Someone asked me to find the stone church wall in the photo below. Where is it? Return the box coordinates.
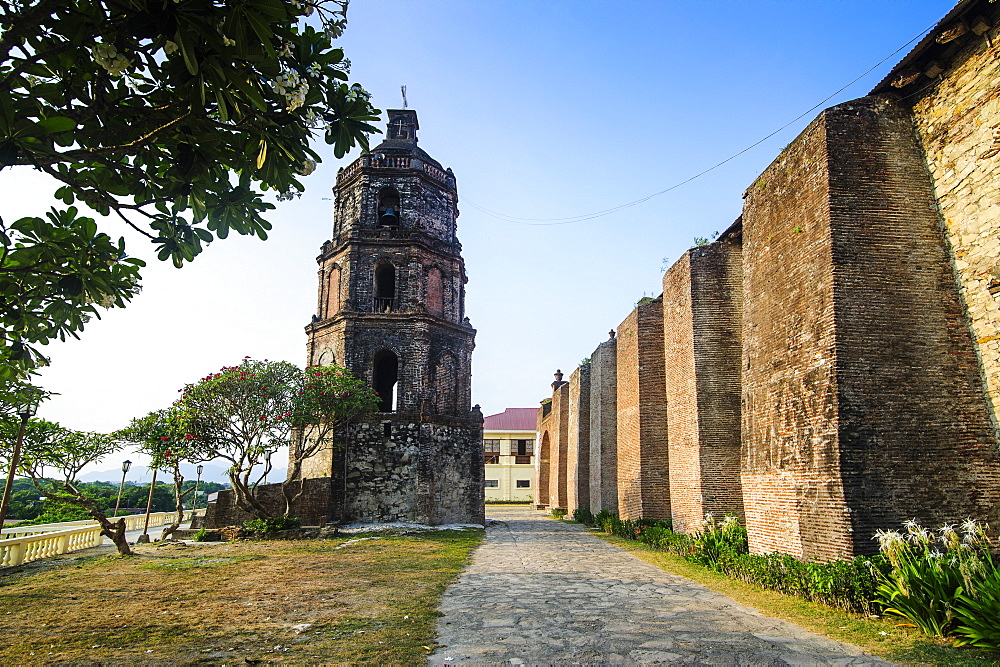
[535,2,1000,559]
[824,97,1000,552]
[910,31,1000,440]
[662,226,744,535]
[566,364,591,514]
[589,338,618,514]
[616,297,670,520]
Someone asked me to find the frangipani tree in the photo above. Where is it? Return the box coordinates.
[175,358,377,520]
[283,364,377,515]
[17,421,133,554]
[116,407,211,539]
[0,0,380,381]
[175,357,300,519]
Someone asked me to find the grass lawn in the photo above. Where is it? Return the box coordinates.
[0,528,482,664]
[593,530,1000,666]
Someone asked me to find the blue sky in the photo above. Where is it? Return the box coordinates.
[4,0,956,478]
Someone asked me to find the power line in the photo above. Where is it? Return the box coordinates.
[463,20,936,227]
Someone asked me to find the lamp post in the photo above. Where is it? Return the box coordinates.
[194,465,203,510]
[113,459,132,518]
[0,393,41,531]
[138,466,157,544]
[263,451,272,484]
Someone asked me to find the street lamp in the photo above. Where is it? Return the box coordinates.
[194,465,204,510]
[113,460,132,518]
[263,451,272,484]
[0,392,42,531]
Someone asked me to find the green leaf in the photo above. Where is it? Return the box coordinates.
[33,117,77,134]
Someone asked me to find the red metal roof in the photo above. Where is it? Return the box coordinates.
[483,407,537,431]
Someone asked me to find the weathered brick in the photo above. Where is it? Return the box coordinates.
[616,298,670,520]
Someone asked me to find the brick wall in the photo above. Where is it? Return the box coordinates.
[616,297,670,520]
[742,97,1000,560]
[826,97,1000,548]
[203,477,334,528]
[549,383,570,509]
[535,404,552,508]
[662,227,746,535]
[589,338,618,513]
[566,364,591,513]
[741,113,838,559]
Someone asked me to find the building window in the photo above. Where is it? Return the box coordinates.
[485,479,499,488]
[374,262,396,312]
[516,480,531,488]
[484,438,500,464]
[515,456,532,465]
[373,349,399,412]
[513,439,534,455]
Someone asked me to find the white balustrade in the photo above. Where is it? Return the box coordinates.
[0,509,207,568]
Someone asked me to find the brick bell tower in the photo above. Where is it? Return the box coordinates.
[301,109,485,525]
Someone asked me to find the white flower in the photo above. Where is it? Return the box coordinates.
[222,35,236,47]
[306,63,321,77]
[92,43,117,63]
[279,42,293,58]
[298,159,317,176]
[164,40,179,55]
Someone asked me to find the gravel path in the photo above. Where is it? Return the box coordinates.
[429,505,890,665]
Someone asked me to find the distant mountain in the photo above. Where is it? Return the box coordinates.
[77,461,287,485]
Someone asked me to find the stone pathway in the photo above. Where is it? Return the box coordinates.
[429,506,890,665]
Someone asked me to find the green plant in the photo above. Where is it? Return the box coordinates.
[874,519,993,637]
[551,508,567,519]
[572,506,595,526]
[192,527,210,542]
[688,513,748,568]
[245,515,301,534]
[954,561,1000,649]
[0,0,379,383]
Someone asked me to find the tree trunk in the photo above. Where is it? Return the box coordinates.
[160,464,187,540]
[229,471,271,520]
[31,478,134,556]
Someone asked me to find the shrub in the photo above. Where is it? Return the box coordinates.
[551,508,567,519]
[954,560,1000,649]
[244,515,302,535]
[873,519,994,637]
[192,527,210,542]
[573,506,595,526]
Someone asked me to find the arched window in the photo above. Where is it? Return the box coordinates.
[325,265,341,317]
[376,187,400,228]
[373,350,399,412]
[316,348,336,367]
[426,267,444,317]
[374,261,396,312]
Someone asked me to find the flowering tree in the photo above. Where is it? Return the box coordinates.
[175,357,300,519]
[282,364,377,514]
[16,421,133,554]
[0,0,379,381]
[176,358,377,520]
[116,407,210,539]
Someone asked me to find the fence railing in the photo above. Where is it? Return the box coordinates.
[0,509,206,568]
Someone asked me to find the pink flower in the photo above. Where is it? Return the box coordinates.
[160,436,169,441]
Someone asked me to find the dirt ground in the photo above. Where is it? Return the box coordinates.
[0,528,481,664]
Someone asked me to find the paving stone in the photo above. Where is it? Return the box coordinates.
[429,506,892,665]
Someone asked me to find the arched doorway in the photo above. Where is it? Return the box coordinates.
[373,349,399,412]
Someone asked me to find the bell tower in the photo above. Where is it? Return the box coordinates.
[302,109,484,525]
